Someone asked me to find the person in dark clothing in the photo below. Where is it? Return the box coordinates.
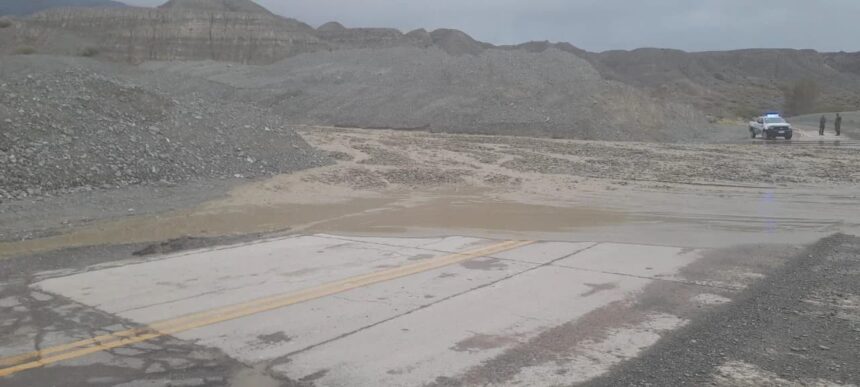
[820,115,827,136]
[835,113,842,136]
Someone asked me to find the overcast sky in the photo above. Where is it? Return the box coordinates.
[120,0,860,52]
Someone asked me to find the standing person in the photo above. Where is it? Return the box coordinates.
[820,115,827,136]
[835,113,842,136]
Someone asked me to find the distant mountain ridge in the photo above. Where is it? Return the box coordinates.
[0,0,126,16]
[2,0,859,120]
[158,0,272,15]
[581,48,860,117]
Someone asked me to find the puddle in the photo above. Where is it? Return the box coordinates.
[230,364,281,387]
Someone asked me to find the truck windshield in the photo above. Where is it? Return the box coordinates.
[765,117,787,124]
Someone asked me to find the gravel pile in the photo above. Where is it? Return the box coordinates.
[0,56,329,200]
[144,47,721,143]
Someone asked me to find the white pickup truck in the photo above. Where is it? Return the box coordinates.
[749,113,793,140]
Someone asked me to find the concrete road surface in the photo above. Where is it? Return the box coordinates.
[1,233,740,386]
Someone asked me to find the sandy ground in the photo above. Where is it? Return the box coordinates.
[2,126,858,259]
[1,127,859,386]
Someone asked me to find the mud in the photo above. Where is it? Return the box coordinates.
[306,197,626,235]
[2,126,859,261]
[0,198,390,259]
[132,237,212,256]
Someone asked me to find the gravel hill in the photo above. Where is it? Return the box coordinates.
[4,0,858,132]
[143,47,718,142]
[158,0,272,14]
[584,48,860,118]
[0,55,329,201]
[2,0,857,201]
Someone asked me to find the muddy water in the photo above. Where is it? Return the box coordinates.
[0,195,625,259]
[0,198,390,259]
[4,177,858,258]
[306,197,625,234]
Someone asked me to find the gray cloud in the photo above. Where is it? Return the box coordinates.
[119,0,860,52]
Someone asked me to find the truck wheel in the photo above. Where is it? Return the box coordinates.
[750,129,756,138]
[785,133,793,140]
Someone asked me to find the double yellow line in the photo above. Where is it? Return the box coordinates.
[0,239,532,378]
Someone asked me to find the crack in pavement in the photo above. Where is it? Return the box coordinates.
[2,239,531,379]
[1,274,244,385]
[263,242,600,377]
[332,295,396,306]
[318,234,604,267]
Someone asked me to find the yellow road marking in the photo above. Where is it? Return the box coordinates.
[0,239,533,377]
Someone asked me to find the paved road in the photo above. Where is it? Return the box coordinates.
[0,232,781,386]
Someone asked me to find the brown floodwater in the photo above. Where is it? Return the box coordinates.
[0,198,390,259]
[0,195,625,259]
[306,197,626,234]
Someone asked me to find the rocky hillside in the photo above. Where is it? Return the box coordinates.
[2,0,858,140]
[143,47,714,142]
[0,0,125,16]
[0,0,720,142]
[0,55,329,200]
[582,48,860,118]
[2,5,326,64]
[159,0,272,14]
[316,22,431,51]
[0,0,500,64]
[501,41,860,118]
